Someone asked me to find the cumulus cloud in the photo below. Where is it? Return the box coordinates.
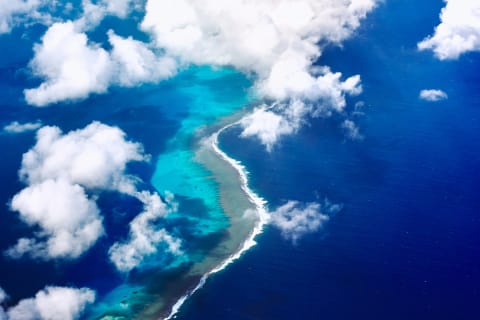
[107,30,177,87]
[141,0,373,148]
[240,70,362,149]
[24,21,176,107]
[419,89,448,102]
[418,0,480,59]
[240,106,297,151]
[19,121,148,193]
[270,200,342,243]
[0,286,94,320]
[24,21,112,106]
[141,0,374,77]
[108,191,182,272]
[7,122,179,264]
[0,0,52,34]
[6,179,103,260]
[3,121,42,134]
[341,119,363,141]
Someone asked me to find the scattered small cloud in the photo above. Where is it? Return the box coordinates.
[108,191,182,272]
[270,200,342,243]
[6,179,104,260]
[240,106,297,151]
[341,119,363,141]
[0,0,52,35]
[3,121,42,134]
[75,0,141,31]
[0,286,95,320]
[0,0,140,35]
[418,0,480,59]
[419,89,448,102]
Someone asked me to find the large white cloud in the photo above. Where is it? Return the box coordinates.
[108,191,182,272]
[7,179,103,260]
[25,0,374,145]
[0,286,95,320]
[418,0,480,60]
[0,0,140,35]
[270,200,342,243]
[20,121,148,193]
[141,0,369,103]
[140,0,373,148]
[142,0,374,76]
[7,122,180,264]
[24,21,177,107]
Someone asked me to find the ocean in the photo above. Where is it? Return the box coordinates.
[0,0,479,319]
[175,1,480,319]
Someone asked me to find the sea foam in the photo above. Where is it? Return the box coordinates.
[165,120,269,320]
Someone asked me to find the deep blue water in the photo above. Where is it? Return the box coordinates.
[0,49,250,310]
[0,0,479,319]
[177,1,480,319]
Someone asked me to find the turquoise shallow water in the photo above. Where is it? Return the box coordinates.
[86,66,260,319]
[152,67,255,236]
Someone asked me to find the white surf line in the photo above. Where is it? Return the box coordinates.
[165,117,270,320]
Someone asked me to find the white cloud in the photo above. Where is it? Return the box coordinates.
[6,179,103,260]
[24,21,177,107]
[140,0,373,148]
[3,286,95,320]
[142,0,375,76]
[108,30,177,87]
[240,106,297,151]
[24,21,112,107]
[24,0,373,145]
[0,0,51,34]
[108,191,182,272]
[3,121,42,134]
[21,0,374,151]
[418,0,480,59]
[341,119,363,140]
[7,122,179,264]
[20,121,148,193]
[419,89,448,102]
[270,200,342,243]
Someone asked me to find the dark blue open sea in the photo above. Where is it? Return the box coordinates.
[177,1,480,319]
[0,0,479,319]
